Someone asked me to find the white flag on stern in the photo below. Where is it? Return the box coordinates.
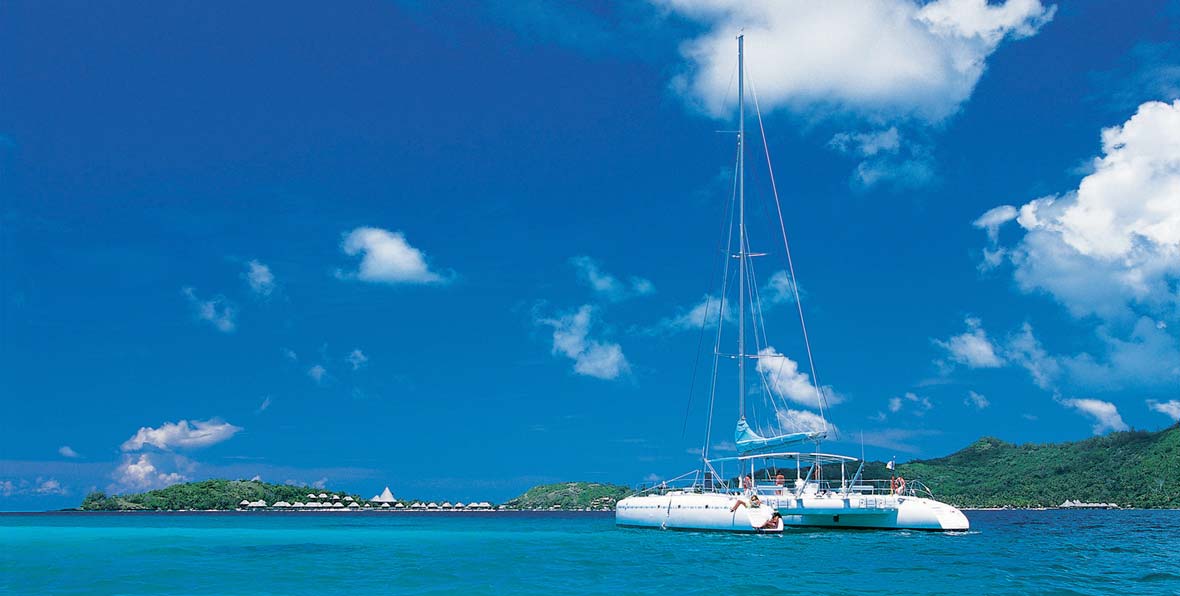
[886,459,895,471]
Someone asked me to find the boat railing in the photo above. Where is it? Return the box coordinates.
[633,470,735,496]
[749,478,938,498]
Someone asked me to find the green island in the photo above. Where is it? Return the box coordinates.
[500,482,631,510]
[80,480,366,511]
[77,425,1180,511]
[887,423,1180,508]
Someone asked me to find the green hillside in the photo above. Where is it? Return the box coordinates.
[502,482,630,510]
[80,479,362,511]
[895,425,1180,508]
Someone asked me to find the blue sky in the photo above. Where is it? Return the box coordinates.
[2,0,1179,510]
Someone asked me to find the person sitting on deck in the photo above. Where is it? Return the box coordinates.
[760,512,783,530]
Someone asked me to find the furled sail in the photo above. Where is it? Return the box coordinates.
[734,418,824,455]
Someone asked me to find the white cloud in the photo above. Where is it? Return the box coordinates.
[1148,399,1180,422]
[121,419,242,452]
[829,128,901,157]
[538,305,629,380]
[1004,322,1061,389]
[829,128,935,190]
[656,294,731,332]
[282,348,298,361]
[256,396,272,414]
[181,287,236,333]
[347,349,368,370]
[986,100,1180,321]
[934,317,1005,368]
[1060,398,1129,435]
[755,346,842,408]
[1003,320,1179,393]
[312,477,328,489]
[762,271,798,305]
[58,446,79,458]
[1057,318,1180,390]
[113,454,187,492]
[243,260,276,297]
[339,227,445,284]
[965,390,990,409]
[660,0,1054,122]
[973,204,1018,243]
[570,256,654,301]
[33,478,66,495]
[308,365,327,384]
[889,392,934,415]
[776,408,830,434]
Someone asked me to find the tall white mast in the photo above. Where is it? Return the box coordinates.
[737,33,746,422]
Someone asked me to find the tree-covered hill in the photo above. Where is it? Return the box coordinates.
[502,482,630,510]
[894,424,1180,508]
[80,479,363,511]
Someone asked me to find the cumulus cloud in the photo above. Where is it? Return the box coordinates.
[829,128,935,190]
[538,305,629,380]
[570,256,655,301]
[347,349,368,370]
[986,100,1180,321]
[974,204,1018,243]
[761,271,799,305]
[58,446,79,458]
[181,287,236,333]
[755,346,841,408]
[338,227,445,284]
[308,365,327,384]
[121,419,242,452]
[1060,398,1129,435]
[243,260,276,297]
[113,454,188,492]
[0,478,68,497]
[965,390,990,409]
[934,317,1005,368]
[660,0,1054,122]
[776,408,830,434]
[1148,399,1180,422]
[1004,323,1061,389]
[655,294,732,333]
[33,478,66,495]
[829,128,901,156]
[888,392,934,415]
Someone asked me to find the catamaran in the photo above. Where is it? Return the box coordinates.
[615,35,969,533]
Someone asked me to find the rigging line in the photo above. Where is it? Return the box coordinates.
[682,137,741,443]
[743,236,793,425]
[703,135,742,461]
[748,69,833,436]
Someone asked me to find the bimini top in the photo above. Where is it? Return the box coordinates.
[734,418,826,456]
[708,450,858,465]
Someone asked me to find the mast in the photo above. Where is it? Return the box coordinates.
[737,33,746,421]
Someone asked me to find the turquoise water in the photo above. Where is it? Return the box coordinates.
[2,510,1178,595]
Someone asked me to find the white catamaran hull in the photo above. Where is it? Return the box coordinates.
[615,492,782,533]
[616,492,968,532]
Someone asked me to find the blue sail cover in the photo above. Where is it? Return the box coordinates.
[734,418,825,455]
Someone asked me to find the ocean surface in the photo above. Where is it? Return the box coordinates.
[2,510,1178,595]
